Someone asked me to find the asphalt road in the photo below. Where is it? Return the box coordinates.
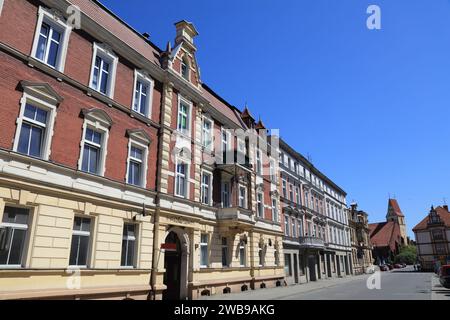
[201,266,450,300]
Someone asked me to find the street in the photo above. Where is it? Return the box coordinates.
[201,266,450,300]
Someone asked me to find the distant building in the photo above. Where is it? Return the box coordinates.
[348,203,373,274]
[368,199,408,265]
[413,205,450,271]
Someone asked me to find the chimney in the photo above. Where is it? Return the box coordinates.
[174,20,199,49]
[444,205,449,212]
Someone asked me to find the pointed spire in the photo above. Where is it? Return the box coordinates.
[165,41,172,54]
[255,117,266,130]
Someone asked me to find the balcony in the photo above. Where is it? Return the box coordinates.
[218,206,253,224]
[299,236,325,249]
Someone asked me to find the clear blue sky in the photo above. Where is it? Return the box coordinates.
[99,0,450,238]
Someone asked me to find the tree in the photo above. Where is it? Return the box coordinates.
[394,245,417,264]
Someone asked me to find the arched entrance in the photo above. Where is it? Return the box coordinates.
[162,227,189,300]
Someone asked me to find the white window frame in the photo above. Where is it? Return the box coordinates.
[239,240,246,267]
[282,179,287,198]
[121,223,137,268]
[89,42,118,98]
[177,96,192,137]
[256,148,262,175]
[221,181,231,208]
[31,6,72,72]
[68,216,92,268]
[296,186,301,204]
[0,0,4,16]
[125,139,148,188]
[258,243,264,267]
[0,207,30,268]
[199,233,209,268]
[131,70,154,118]
[272,198,279,222]
[284,215,290,237]
[78,120,109,176]
[175,159,189,198]
[239,185,247,209]
[269,159,276,182]
[292,218,297,238]
[200,170,213,206]
[13,92,57,161]
[257,191,264,218]
[181,56,190,81]
[201,116,214,151]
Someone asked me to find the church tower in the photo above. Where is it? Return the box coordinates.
[386,198,407,245]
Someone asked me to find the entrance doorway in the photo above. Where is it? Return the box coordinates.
[163,231,181,300]
[293,254,299,284]
[308,255,317,281]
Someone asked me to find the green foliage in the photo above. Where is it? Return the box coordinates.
[394,245,417,264]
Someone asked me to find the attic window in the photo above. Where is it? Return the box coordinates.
[181,57,189,81]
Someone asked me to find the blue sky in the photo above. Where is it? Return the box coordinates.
[99,0,450,238]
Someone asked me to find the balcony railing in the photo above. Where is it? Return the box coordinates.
[299,236,325,248]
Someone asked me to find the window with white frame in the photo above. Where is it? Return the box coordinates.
[69,216,91,267]
[81,128,103,175]
[31,7,71,71]
[175,161,188,197]
[257,192,264,218]
[89,43,118,97]
[181,57,190,81]
[292,218,297,238]
[126,143,147,187]
[282,179,287,198]
[121,223,137,267]
[298,218,303,237]
[221,182,230,208]
[296,186,301,204]
[239,185,247,209]
[221,129,232,164]
[289,184,294,201]
[256,149,262,175]
[272,198,279,222]
[0,207,30,267]
[284,215,290,236]
[237,138,246,160]
[221,237,228,267]
[177,98,191,136]
[200,233,208,268]
[201,171,212,205]
[202,118,213,150]
[239,240,246,267]
[274,247,280,266]
[269,159,276,182]
[132,71,153,117]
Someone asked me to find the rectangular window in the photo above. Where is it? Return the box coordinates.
[221,237,228,267]
[35,21,62,68]
[257,192,264,218]
[289,184,294,202]
[222,182,230,208]
[175,162,188,197]
[200,233,208,268]
[17,103,48,158]
[177,100,190,135]
[81,128,102,174]
[132,73,153,117]
[269,159,276,182]
[292,218,297,238]
[285,215,290,237]
[432,229,444,241]
[298,219,303,237]
[202,119,213,150]
[282,179,287,198]
[239,240,246,267]
[201,172,212,205]
[258,243,264,266]
[284,254,292,276]
[272,198,278,222]
[69,217,91,267]
[0,207,30,267]
[296,186,301,204]
[121,224,136,267]
[127,145,144,186]
[256,149,262,175]
[92,56,110,95]
[239,186,247,209]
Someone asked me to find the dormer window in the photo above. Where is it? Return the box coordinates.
[181,57,189,81]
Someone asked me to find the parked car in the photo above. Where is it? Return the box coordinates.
[439,265,450,289]
[386,264,394,270]
[401,263,407,268]
[379,265,389,271]
[394,263,402,269]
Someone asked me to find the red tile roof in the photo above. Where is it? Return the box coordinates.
[413,206,450,232]
[69,0,162,66]
[368,221,401,251]
[388,199,404,217]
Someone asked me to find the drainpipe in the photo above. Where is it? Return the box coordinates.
[150,80,171,300]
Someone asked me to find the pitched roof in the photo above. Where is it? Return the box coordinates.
[368,221,401,251]
[69,0,161,66]
[413,206,450,232]
[388,199,404,217]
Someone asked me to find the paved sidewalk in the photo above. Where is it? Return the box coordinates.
[200,273,370,300]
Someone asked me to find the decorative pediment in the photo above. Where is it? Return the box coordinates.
[270,189,280,198]
[81,108,113,128]
[256,183,264,193]
[20,81,63,105]
[126,129,152,146]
